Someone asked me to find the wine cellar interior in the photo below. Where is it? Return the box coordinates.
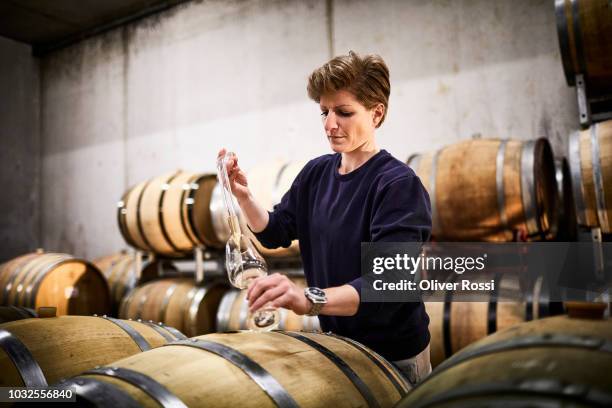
[0,0,611,407]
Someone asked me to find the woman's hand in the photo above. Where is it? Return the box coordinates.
[247,273,311,315]
[217,148,251,204]
[216,148,270,232]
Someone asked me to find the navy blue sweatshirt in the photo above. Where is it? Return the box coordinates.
[254,149,432,360]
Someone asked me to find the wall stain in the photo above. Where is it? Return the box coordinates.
[438,81,451,95]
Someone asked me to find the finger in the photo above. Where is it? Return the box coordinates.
[250,284,286,312]
[229,170,240,185]
[235,173,248,187]
[247,273,281,301]
[217,148,226,159]
[246,275,269,301]
[230,167,245,183]
[224,157,235,173]
[271,293,292,309]
[248,276,278,304]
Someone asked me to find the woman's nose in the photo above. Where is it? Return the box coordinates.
[324,112,338,134]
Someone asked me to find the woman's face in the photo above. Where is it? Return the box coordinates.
[319,90,384,153]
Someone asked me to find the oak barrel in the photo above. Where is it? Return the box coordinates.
[118,171,220,256]
[556,0,612,96]
[0,252,110,316]
[555,158,578,240]
[425,274,564,368]
[119,278,227,336]
[93,251,180,315]
[64,330,409,407]
[247,160,305,258]
[568,120,612,233]
[0,315,186,387]
[216,276,320,332]
[408,138,557,241]
[397,313,612,407]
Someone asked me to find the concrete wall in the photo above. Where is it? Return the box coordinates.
[0,36,40,263]
[38,0,580,260]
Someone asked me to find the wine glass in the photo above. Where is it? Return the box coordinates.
[217,151,279,331]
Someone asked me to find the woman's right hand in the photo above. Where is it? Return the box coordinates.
[218,148,251,204]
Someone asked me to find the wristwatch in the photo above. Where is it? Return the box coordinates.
[304,287,327,316]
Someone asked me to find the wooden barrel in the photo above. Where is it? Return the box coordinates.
[246,160,305,258]
[119,278,227,337]
[556,0,612,96]
[568,120,612,233]
[0,315,186,387]
[118,171,221,256]
[408,138,557,241]
[216,276,320,332]
[209,181,247,245]
[0,306,36,323]
[63,330,410,407]
[0,252,110,316]
[425,275,564,368]
[0,252,41,300]
[93,251,181,315]
[555,158,578,240]
[396,312,612,407]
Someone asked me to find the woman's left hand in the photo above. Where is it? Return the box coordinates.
[247,273,311,315]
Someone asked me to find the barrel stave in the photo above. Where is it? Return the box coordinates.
[409,138,557,241]
[69,331,407,407]
[0,316,182,386]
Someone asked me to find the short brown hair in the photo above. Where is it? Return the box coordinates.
[307,51,390,127]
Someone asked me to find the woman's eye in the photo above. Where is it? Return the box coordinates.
[320,111,328,117]
[338,111,354,117]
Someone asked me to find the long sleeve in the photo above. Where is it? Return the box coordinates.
[348,175,432,295]
[371,175,432,243]
[252,170,301,249]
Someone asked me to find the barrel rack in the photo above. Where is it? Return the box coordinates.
[575,226,611,306]
[131,246,225,286]
[132,246,305,287]
[573,74,612,126]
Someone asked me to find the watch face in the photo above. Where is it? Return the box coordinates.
[307,287,326,302]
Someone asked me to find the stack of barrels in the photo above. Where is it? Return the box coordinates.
[112,161,314,336]
[405,134,588,368]
[556,0,612,236]
[119,277,227,337]
[116,161,305,259]
[92,251,183,315]
[117,170,220,257]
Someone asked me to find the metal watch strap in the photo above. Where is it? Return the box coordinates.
[307,301,323,316]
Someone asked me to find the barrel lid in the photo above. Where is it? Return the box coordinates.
[37,306,57,318]
[564,301,607,320]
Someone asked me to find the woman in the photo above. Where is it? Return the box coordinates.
[218,51,432,384]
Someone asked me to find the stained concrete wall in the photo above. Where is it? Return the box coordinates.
[0,36,40,263]
[39,0,580,260]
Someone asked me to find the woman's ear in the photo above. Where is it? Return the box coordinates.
[372,103,385,127]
